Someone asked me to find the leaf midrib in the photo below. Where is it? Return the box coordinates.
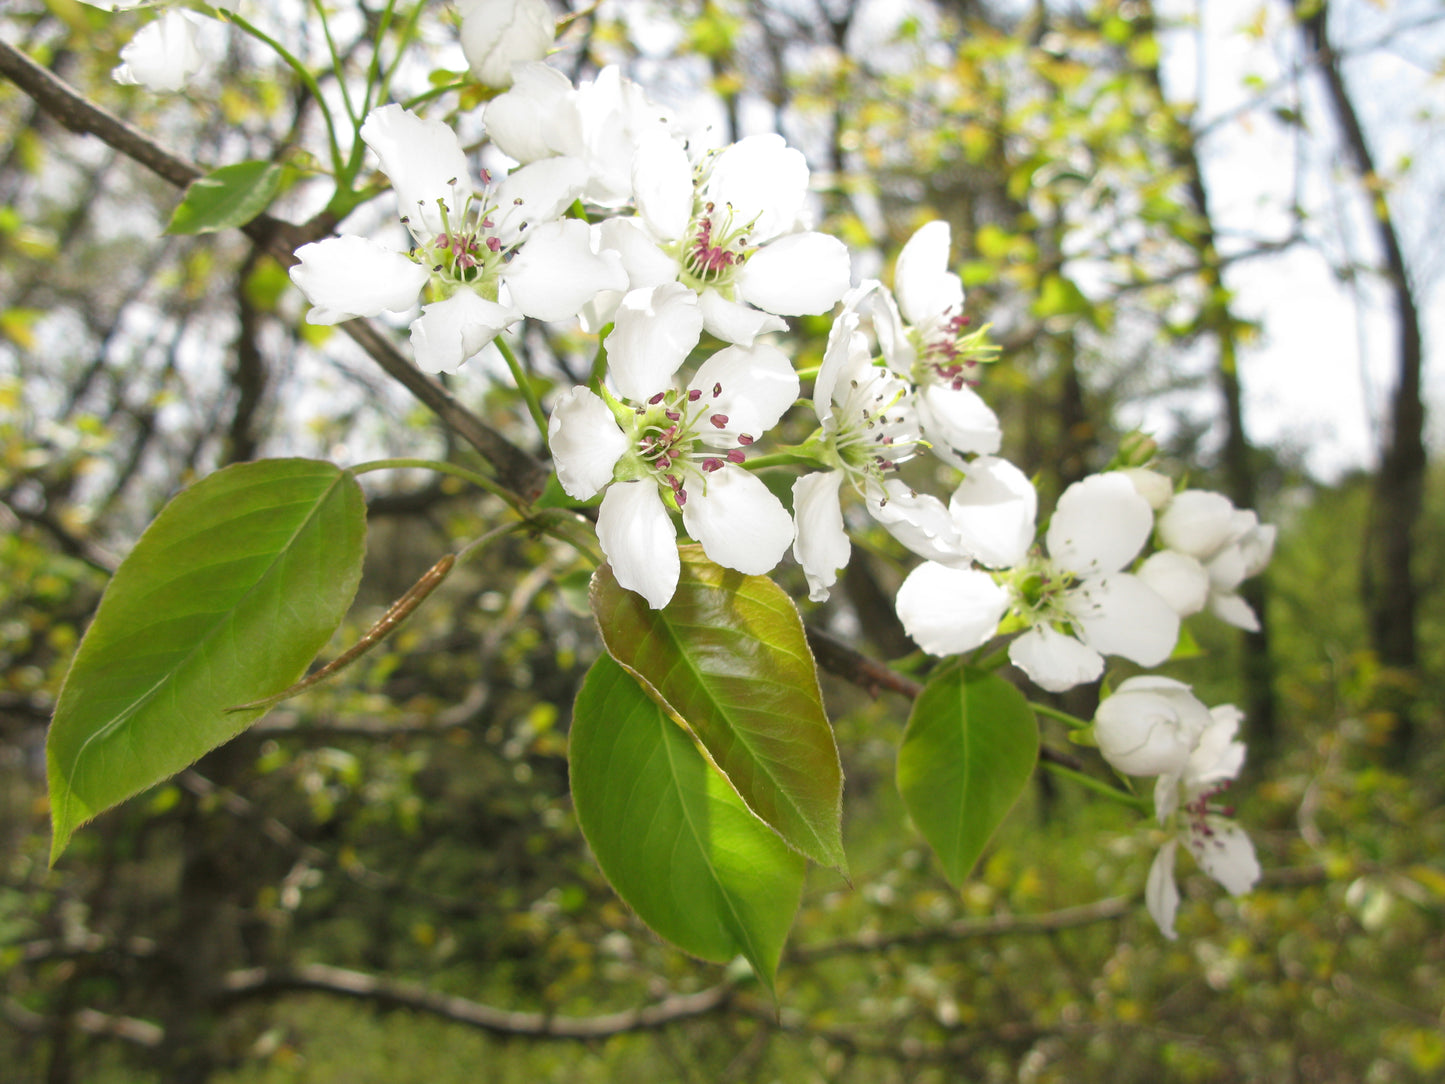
[601,571,838,864]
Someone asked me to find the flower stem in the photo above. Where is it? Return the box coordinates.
[1031,702,1092,730]
[224,12,345,181]
[403,80,471,110]
[589,324,613,388]
[350,457,522,511]
[359,0,399,119]
[493,336,551,445]
[373,1,428,122]
[310,0,358,128]
[350,459,601,565]
[1040,760,1150,810]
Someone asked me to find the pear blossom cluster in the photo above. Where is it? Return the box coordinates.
[1093,678,1261,938]
[278,3,1275,935]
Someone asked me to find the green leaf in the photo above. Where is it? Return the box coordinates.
[897,667,1038,886]
[47,459,367,862]
[569,654,804,994]
[590,545,846,872]
[166,160,283,235]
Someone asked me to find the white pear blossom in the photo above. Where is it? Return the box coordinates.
[626,133,852,344]
[1094,680,1259,939]
[485,64,676,209]
[895,562,1011,656]
[111,10,209,92]
[868,222,1002,466]
[1005,473,1180,691]
[458,0,554,87]
[547,284,797,608]
[290,104,625,373]
[790,305,937,601]
[1141,489,1277,632]
[898,473,1176,685]
[1093,676,1218,780]
[895,474,1179,687]
[793,286,1035,602]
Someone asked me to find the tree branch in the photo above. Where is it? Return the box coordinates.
[787,894,1134,962]
[218,963,737,1039]
[0,37,549,502]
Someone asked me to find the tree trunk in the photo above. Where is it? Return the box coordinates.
[1291,0,1427,759]
[1138,0,1280,756]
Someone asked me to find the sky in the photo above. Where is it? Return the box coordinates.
[1152,0,1445,480]
[616,0,1444,481]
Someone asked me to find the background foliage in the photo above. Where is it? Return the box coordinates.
[2,0,1443,1081]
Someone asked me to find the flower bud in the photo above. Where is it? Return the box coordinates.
[459,0,555,87]
[1093,676,1212,777]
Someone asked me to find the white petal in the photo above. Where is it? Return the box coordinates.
[112,11,207,92]
[597,481,680,609]
[1122,467,1175,510]
[690,342,800,446]
[489,157,588,247]
[916,382,1001,466]
[681,468,794,576]
[289,237,428,325]
[458,0,555,87]
[605,284,702,401]
[632,133,694,242]
[813,307,865,424]
[1205,541,1249,593]
[502,219,627,323]
[409,291,519,373]
[361,104,472,239]
[1154,772,1183,823]
[896,562,1008,656]
[1146,840,1181,940]
[949,456,1037,569]
[1157,489,1237,560]
[735,232,852,317]
[1184,704,1247,790]
[1137,550,1210,617]
[1237,520,1276,579]
[580,216,679,332]
[596,216,681,291]
[865,285,915,378]
[1210,591,1260,632]
[697,289,787,346]
[866,479,967,566]
[546,386,629,500]
[704,134,808,242]
[1093,679,1201,778]
[1185,818,1260,896]
[1047,472,1153,576]
[792,471,851,602]
[1009,625,1103,693]
[895,221,963,327]
[572,66,673,209]
[1069,573,1180,668]
[482,62,581,163]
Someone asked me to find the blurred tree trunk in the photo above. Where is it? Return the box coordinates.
[1137,1,1279,757]
[1290,0,1427,759]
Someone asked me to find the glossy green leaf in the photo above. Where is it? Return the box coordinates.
[591,545,845,872]
[166,160,283,235]
[897,666,1038,886]
[47,459,367,862]
[569,654,805,994]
